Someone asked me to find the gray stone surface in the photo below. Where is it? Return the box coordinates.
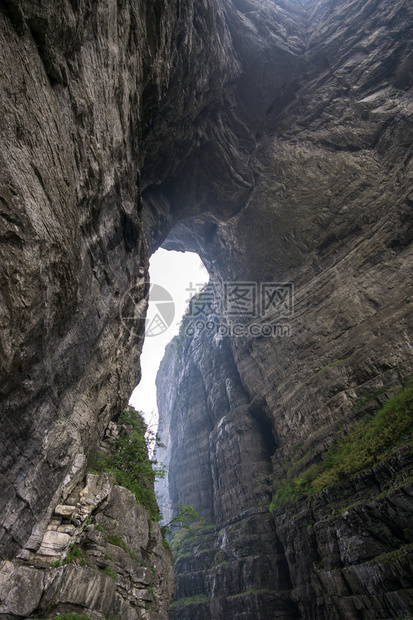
[0,565,44,617]
[0,0,160,559]
[156,328,299,618]
[153,2,413,615]
[157,321,413,618]
[54,505,76,518]
[0,472,174,618]
[0,0,412,617]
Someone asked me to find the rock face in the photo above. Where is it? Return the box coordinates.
[152,0,413,614]
[0,471,174,618]
[0,415,175,617]
[157,320,413,617]
[0,0,167,561]
[1,0,413,617]
[273,450,413,619]
[156,326,298,619]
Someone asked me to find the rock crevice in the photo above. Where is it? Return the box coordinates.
[0,0,412,617]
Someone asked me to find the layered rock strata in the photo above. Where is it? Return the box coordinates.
[152,2,413,614]
[156,314,413,619]
[0,0,412,617]
[156,327,297,618]
[0,420,174,618]
[0,0,166,561]
[0,471,174,619]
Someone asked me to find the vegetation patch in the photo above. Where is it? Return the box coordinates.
[170,520,215,560]
[309,357,350,380]
[368,542,413,566]
[351,386,391,411]
[170,594,210,607]
[107,533,140,562]
[270,380,413,510]
[88,408,160,520]
[66,545,87,565]
[51,544,89,568]
[101,566,117,580]
[107,534,129,554]
[55,615,91,620]
[230,588,277,598]
[161,504,202,538]
[161,537,171,551]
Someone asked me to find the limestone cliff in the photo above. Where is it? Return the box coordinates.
[0,0,180,613]
[0,0,412,618]
[0,0,169,560]
[152,0,413,617]
[156,313,413,618]
[0,472,174,619]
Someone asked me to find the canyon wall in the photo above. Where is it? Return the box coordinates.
[156,313,413,619]
[152,0,413,618]
[0,0,412,617]
[0,417,174,618]
[0,0,181,615]
[0,0,310,568]
[0,0,166,561]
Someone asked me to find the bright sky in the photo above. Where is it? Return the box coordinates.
[129,249,208,423]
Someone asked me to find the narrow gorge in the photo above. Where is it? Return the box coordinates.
[0,0,412,618]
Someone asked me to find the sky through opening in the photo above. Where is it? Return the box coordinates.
[129,249,208,424]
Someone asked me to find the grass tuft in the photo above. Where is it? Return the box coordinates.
[102,566,117,580]
[170,594,210,607]
[270,380,413,510]
[88,408,160,520]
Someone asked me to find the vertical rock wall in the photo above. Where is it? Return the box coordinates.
[0,0,412,617]
[0,0,173,560]
[0,0,182,615]
[156,323,298,618]
[153,1,413,617]
[156,309,413,618]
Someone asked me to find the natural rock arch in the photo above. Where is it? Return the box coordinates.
[0,0,412,616]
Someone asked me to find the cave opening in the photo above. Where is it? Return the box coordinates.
[129,248,208,425]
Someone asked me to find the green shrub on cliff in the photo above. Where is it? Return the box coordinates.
[55,615,91,620]
[161,503,202,537]
[271,380,413,510]
[88,408,159,520]
[170,593,210,607]
[170,520,215,560]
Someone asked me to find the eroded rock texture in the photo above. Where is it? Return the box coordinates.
[0,0,180,615]
[157,319,413,617]
[0,0,167,560]
[0,417,174,618]
[0,0,413,617]
[152,0,413,618]
[0,472,174,619]
[156,328,298,618]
